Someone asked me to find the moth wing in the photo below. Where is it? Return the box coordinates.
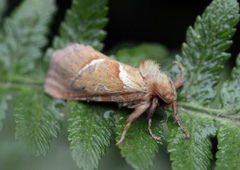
[44,44,146,101]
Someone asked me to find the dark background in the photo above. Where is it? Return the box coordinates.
[54,0,239,60]
[7,0,240,59]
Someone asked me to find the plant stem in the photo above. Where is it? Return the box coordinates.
[180,102,226,115]
[180,102,240,122]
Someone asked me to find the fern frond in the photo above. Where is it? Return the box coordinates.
[116,110,163,170]
[168,115,217,169]
[175,0,239,105]
[0,0,55,74]
[167,0,240,169]
[0,92,11,131]
[52,0,108,51]
[216,123,240,169]
[14,89,63,156]
[68,102,114,170]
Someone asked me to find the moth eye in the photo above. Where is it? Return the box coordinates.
[164,95,170,100]
[160,93,174,103]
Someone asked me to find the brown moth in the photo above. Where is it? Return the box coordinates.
[44,43,190,145]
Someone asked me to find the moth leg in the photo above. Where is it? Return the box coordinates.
[147,97,161,141]
[116,103,150,145]
[172,61,185,89]
[172,102,190,138]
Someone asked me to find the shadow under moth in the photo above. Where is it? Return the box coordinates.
[44,43,190,145]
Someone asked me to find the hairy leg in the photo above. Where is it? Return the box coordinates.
[172,102,190,138]
[147,97,161,140]
[116,102,150,145]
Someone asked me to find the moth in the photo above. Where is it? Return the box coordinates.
[44,43,190,145]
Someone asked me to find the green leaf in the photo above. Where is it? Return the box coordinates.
[116,109,164,170]
[167,0,240,169]
[0,0,59,157]
[0,91,11,131]
[167,114,217,170]
[0,0,57,157]
[68,101,115,170]
[0,0,56,74]
[220,54,240,114]
[215,123,240,170]
[52,0,108,51]
[14,89,63,156]
[173,0,239,106]
[115,43,169,67]
[215,54,240,169]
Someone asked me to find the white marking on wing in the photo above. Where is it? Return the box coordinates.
[69,58,105,88]
[119,64,140,90]
[76,58,104,77]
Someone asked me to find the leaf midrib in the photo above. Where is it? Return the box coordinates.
[180,102,240,124]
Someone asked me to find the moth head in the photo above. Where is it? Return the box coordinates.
[139,60,177,104]
[153,76,177,103]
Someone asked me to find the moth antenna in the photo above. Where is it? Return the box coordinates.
[172,102,190,138]
[172,61,185,89]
